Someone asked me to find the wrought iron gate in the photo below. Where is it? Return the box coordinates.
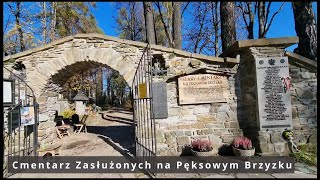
[3,66,39,177]
[132,44,157,176]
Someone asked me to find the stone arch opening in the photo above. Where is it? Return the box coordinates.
[38,60,133,118]
[19,41,141,157]
[36,58,136,155]
[26,46,139,100]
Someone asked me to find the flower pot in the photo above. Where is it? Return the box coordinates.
[232,146,255,156]
[191,149,217,156]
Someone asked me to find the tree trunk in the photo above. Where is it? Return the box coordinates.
[211,2,220,56]
[50,2,56,42]
[66,3,72,35]
[292,2,317,61]
[258,2,266,38]
[42,2,47,45]
[156,2,174,47]
[106,71,111,105]
[248,2,254,39]
[220,2,236,52]
[172,2,182,49]
[96,67,103,106]
[15,2,25,51]
[152,9,158,45]
[129,2,135,41]
[143,2,156,44]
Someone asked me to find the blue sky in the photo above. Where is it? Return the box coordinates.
[92,2,317,52]
[3,2,317,53]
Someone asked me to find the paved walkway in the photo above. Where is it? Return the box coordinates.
[8,109,317,178]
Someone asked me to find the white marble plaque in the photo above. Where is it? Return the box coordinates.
[3,80,14,105]
[178,74,228,105]
[255,57,293,130]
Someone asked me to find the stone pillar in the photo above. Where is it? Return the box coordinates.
[220,37,300,156]
[245,47,291,155]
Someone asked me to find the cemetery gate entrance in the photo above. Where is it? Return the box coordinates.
[132,44,157,177]
[3,66,39,177]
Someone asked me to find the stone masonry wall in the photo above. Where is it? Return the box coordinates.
[153,54,242,156]
[8,35,314,157]
[235,49,260,151]
[289,61,317,143]
[4,34,240,157]
[238,46,317,156]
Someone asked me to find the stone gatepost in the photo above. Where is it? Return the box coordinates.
[221,37,299,155]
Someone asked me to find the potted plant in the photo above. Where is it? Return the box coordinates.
[190,139,217,156]
[232,136,255,156]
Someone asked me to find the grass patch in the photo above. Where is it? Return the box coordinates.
[290,143,317,166]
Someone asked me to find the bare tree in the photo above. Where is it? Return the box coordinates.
[292,2,317,61]
[41,2,47,45]
[257,2,285,38]
[237,2,256,39]
[155,2,174,47]
[7,2,25,51]
[184,2,221,56]
[50,2,56,42]
[172,2,182,49]
[143,2,156,44]
[220,2,237,52]
[114,2,145,42]
[211,2,220,55]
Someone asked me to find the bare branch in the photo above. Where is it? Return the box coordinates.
[155,2,173,47]
[237,3,249,28]
[199,37,210,53]
[265,2,285,34]
[254,2,258,14]
[181,2,190,16]
[264,2,272,31]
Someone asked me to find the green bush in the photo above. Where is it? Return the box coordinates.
[60,109,76,119]
[290,144,317,166]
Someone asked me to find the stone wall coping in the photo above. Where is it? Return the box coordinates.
[219,36,299,57]
[3,33,236,64]
[285,51,317,68]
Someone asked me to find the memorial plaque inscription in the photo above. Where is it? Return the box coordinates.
[178,74,228,105]
[255,57,293,130]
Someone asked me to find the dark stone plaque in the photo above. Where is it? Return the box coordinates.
[255,57,293,130]
[152,82,168,119]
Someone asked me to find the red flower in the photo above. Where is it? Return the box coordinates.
[233,136,253,150]
[191,139,213,152]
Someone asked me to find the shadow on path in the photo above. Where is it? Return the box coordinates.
[105,108,133,115]
[100,113,134,125]
[86,125,135,153]
[97,135,153,178]
[106,110,133,115]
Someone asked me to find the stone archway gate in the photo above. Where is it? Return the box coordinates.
[3,33,237,99]
[3,33,237,177]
